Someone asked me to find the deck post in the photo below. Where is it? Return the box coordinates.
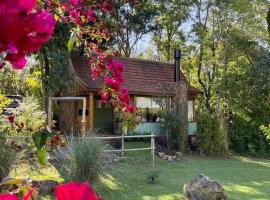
[81,98,86,133]
[151,132,155,171]
[88,92,94,132]
[122,132,124,157]
[48,97,52,131]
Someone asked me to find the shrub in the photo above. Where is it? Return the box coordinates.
[0,141,16,181]
[229,116,270,157]
[54,135,108,185]
[197,112,225,155]
[15,96,45,133]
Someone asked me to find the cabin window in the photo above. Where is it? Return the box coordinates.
[135,97,165,122]
[188,100,194,122]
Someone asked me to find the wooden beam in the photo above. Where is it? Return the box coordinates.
[88,92,94,132]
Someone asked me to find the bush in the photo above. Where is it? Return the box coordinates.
[0,141,16,181]
[197,112,225,155]
[54,135,108,185]
[229,117,270,157]
[15,96,45,133]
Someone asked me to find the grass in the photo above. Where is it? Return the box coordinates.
[11,142,270,200]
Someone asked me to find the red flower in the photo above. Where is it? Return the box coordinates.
[127,105,136,113]
[55,182,102,200]
[100,0,112,12]
[0,0,55,69]
[0,190,33,200]
[8,115,15,124]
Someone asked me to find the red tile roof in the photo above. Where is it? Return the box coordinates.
[71,54,201,96]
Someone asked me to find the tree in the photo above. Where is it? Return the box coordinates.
[107,0,157,57]
[38,24,74,111]
[152,0,191,62]
[182,0,270,154]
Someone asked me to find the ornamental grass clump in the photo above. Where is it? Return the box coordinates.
[54,135,108,185]
[0,142,16,181]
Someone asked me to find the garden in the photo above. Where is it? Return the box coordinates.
[1,0,270,200]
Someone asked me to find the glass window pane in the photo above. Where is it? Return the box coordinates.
[136,97,152,108]
[188,100,194,122]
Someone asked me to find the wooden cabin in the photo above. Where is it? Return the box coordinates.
[56,52,201,138]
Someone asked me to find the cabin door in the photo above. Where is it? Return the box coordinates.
[93,97,113,133]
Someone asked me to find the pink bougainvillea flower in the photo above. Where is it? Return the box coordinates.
[101,92,110,101]
[5,53,27,70]
[70,0,83,5]
[0,0,36,14]
[127,105,136,113]
[104,77,121,90]
[0,190,33,200]
[0,0,55,69]
[55,182,102,200]
[0,194,19,200]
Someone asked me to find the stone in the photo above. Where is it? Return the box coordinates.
[158,152,165,157]
[168,156,174,161]
[172,155,177,160]
[38,180,58,196]
[176,152,183,157]
[183,174,227,200]
[163,155,169,160]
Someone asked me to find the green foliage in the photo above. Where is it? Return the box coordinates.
[54,135,108,184]
[155,97,181,151]
[40,23,74,96]
[107,0,157,57]
[267,8,270,35]
[151,0,191,61]
[15,96,45,133]
[261,125,270,140]
[0,94,11,113]
[229,117,270,157]
[0,65,28,95]
[197,112,224,155]
[0,142,16,181]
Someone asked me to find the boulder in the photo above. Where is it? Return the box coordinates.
[168,156,174,161]
[158,152,165,158]
[183,174,227,200]
[163,155,169,160]
[176,152,183,157]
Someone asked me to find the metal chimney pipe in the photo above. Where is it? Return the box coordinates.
[173,49,181,82]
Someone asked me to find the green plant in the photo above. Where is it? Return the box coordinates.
[261,125,270,140]
[197,112,224,155]
[0,142,16,181]
[15,96,45,133]
[54,135,108,185]
[229,116,270,157]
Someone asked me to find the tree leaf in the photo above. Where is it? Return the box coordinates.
[67,32,77,52]
[37,148,47,166]
[0,178,24,186]
[32,129,50,150]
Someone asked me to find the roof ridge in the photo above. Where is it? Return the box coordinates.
[116,56,173,66]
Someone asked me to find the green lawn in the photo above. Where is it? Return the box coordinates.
[11,142,270,200]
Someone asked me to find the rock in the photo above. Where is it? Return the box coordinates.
[168,156,174,161]
[172,155,177,160]
[183,174,227,200]
[38,180,58,196]
[158,152,165,157]
[163,155,169,160]
[176,152,183,157]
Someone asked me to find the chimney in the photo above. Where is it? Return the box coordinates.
[173,49,181,82]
